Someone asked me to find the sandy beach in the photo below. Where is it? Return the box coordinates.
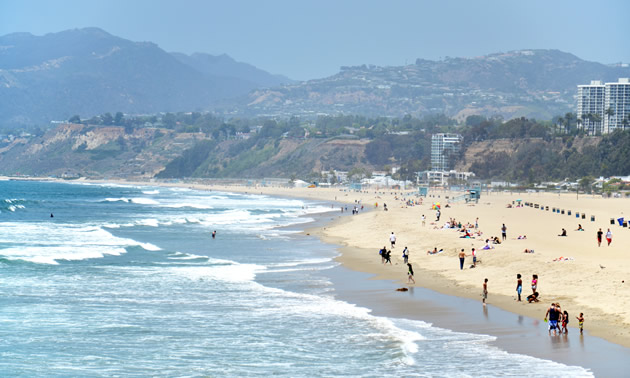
[166,182,630,351]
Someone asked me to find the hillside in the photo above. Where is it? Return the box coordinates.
[171,52,293,88]
[0,123,206,178]
[238,50,630,120]
[0,28,286,127]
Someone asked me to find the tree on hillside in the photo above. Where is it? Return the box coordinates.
[114,112,124,125]
[68,115,81,124]
[564,112,575,134]
[605,107,615,128]
[101,112,113,125]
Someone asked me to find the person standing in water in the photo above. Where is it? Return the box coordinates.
[212,230,216,239]
[482,278,488,306]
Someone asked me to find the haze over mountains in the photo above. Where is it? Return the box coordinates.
[1,27,629,128]
[0,28,290,126]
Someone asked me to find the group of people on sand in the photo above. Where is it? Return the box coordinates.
[544,303,584,335]
[378,232,416,284]
[554,225,613,247]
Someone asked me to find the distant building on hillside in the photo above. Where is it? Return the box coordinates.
[577,78,630,134]
[604,78,630,133]
[577,80,605,134]
[431,133,462,171]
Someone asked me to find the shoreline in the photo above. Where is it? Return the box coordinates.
[14,177,630,365]
[171,182,630,348]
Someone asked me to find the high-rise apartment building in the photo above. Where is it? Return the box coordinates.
[577,78,630,134]
[577,81,605,135]
[431,133,462,171]
[604,78,630,133]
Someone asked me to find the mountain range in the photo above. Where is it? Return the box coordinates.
[0,28,290,127]
[240,50,630,120]
[1,27,630,129]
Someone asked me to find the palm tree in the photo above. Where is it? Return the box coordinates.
[605,107,615,132]
[565,112,575,133]
[556,116,565,134]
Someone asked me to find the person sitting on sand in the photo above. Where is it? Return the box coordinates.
[492,236,501,244]
[482,239,494,250]
[576,224,584,231]
[427,247,440,255]
[558,228,567,237]
[517,235,527,240]
[527,292,540,303]
[524,249,535,253]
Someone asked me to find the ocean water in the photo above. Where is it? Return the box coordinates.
[0,180,592,377]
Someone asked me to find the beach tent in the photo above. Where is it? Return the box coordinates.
[618,217,625,226]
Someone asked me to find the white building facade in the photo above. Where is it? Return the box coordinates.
[604,78,630,133]
[578,78,630,134]
[577,81,605,134]
[431,133,462,171]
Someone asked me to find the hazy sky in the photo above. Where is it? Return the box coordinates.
[1,0,629,80]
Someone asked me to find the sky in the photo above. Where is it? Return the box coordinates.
[1,0,629,81]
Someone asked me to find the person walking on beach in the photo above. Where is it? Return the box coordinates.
[597,228,603,247]
[576,313,585,334]
[471,248,477,267]
[516,274,523,301]
[501,224,507,241]
[421,214,426,227]
[402,247,409,264]
[407,263,415,284]
[531,274,538,295]
[606,228,612,246]
[384,250,392,265]
[475,217,479,229]
[545,303,560,336]
[459,249,466,270]
[389,232,396,248]
[482,278,488,306]
[379,246,387,264]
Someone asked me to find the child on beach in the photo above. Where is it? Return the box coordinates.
[531,274,538,294]
[516,274,522,301]
[576,313,585,334]
[606,228,612,246]
[562,310,569,334]
[527,292,539,303]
